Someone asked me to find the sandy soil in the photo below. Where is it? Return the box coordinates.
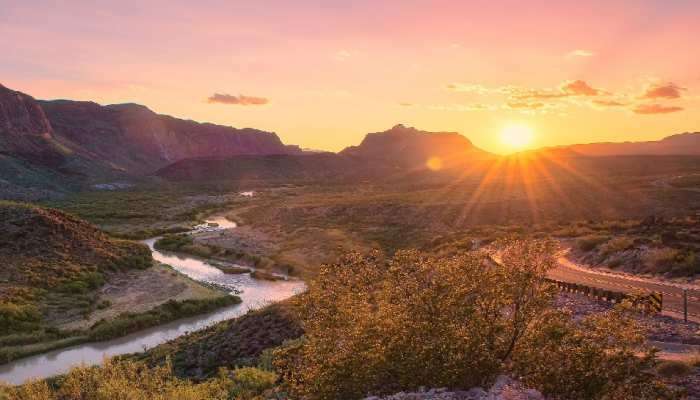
[59,263,222,330]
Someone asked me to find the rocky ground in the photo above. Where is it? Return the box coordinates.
[363,376,543,400]
[555,291,700,345]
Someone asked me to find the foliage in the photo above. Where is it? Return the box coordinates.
[0,302,41,335]
[656,360,693,379]
[136,303,302,380]
[88,296,240,341]
[600,236,634,256]
[513,308,676,399]
[0,359,231,400]
[281,239,558,399]
[276,239,676,400]
[226,367,278,399]
[576,234,610,251]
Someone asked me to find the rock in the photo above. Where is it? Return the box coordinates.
[361,375,543,400]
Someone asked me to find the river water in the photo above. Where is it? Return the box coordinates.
[0,216,305,385]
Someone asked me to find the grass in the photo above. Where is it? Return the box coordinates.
[88,296,241,341]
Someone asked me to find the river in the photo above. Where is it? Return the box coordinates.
[0,215,305,385]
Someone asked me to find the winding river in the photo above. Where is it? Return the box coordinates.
[0,216,305,385]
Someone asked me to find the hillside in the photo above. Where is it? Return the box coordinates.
[0,201,151,297]
[157,125,495,182]
[0,83,300,198]
[544,132,700,157]
[155,153,359,182]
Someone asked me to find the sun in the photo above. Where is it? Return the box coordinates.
[500,124,534,151]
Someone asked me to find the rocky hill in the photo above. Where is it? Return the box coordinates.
[157,125,495,182]
[0,83,300,198]
[340,124,493,168]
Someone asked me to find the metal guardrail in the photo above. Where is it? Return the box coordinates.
[545,278,663,313]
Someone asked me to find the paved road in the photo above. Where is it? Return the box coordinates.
[550,257,700,321]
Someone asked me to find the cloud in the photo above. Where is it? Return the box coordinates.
[505,101,546,110]
[427,103,495,111]
[399,102,414,107]
[566,49,595,58]
[592,99,627,107]
[631,103,683,114]
[334,50,352,61]
[510,80,603,100]
[207,93,269,106]
[445,83,493,94]
[560,80,601,96]
[640,83,686,99]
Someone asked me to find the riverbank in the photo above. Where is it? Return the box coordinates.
[0,277,237,366]
[0,213,305,385]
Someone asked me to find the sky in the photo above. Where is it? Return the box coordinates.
[2,0,700,154]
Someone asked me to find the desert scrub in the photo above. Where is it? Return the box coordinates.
[88,296,240,341]
[576,234,610,251]
[0,302,42,335]
[600,236,635,256]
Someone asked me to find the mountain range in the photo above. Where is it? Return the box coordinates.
[1,83,699,197]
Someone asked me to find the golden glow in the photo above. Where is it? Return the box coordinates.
[500,124,534,150]
[425,156,443,171]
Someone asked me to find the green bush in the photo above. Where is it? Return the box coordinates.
[0,302,42,335]
[227,367,277,399]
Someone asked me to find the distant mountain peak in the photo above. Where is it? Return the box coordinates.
[340,125,488,168]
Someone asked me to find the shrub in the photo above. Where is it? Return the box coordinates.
[576,234,610,251]
[227,367,278,399]
[0,302,42,335]
[282,239,559,399]
[643,248,679,274]
[0,359,230,400]
[656,360,693,379]
[600,236,634,256]
[278,239,676,400]
[514,308,675,399]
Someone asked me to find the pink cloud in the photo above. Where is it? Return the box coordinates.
[640,83,686,99]
[207,93,269,106]
[632,103,683,114]
[560,80,601,96]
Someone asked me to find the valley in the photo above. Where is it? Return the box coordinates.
[3,83,700,398]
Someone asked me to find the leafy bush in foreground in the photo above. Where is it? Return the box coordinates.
[0,360,277,400]
[277,239,675,400]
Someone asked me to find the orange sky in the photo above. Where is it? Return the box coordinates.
[2,0,699,154]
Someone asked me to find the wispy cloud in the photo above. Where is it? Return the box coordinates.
[631,103,683,114]
[207,93,269,106]
[639,82,686,99]
[334,50,352,61]
[591,99,627,108]
[566,49,595,58]
[505,101,547,110]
